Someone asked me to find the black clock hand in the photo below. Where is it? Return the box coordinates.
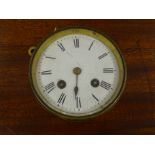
[74,75,79,98]
[73,67,81,99]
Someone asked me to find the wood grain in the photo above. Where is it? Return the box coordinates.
[0,19,155,134]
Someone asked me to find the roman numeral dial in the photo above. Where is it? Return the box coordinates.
[35,30,124,118]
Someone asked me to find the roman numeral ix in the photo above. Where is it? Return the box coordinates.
[41,70,52,75]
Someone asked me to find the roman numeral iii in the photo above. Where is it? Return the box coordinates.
[73,37,79,48]
[57,93,66,105]
[57,42,65,51]
[45,82,55,93]
[100,81,111,90]
[103,68,115,73]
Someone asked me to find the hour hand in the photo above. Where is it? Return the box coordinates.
[73,67,81,99]
[74,86,78,98]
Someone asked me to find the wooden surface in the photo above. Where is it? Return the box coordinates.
[0,20,155,134]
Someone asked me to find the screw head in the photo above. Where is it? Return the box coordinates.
[57,80,66,89]
[73,67,82,75]
[91,79,100,88]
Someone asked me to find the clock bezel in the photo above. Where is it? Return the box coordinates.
[29,27,127,120]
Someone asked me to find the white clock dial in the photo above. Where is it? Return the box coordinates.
[30,28,126,119]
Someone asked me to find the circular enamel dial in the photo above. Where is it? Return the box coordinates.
[30,28,126,119]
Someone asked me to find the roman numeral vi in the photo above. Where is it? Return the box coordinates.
[76,96,81,111]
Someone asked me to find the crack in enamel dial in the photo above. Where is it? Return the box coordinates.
[30,28,126,119]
